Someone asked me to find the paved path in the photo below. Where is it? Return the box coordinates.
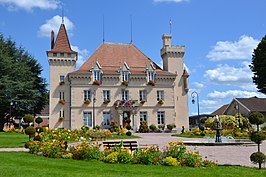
[1,133,265,167]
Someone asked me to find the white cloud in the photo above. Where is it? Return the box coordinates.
[207,35,259,61]
[71,45,89,69]
[204,63,254,88]
[207,90,263,100]
[193,82,205,90]
[38,15,74,37]
[154,0,188,3]
[0,0,60,11]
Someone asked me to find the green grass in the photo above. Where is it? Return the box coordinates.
[0,132,28,148]
[0,152,265,177]
[108,134,140,139]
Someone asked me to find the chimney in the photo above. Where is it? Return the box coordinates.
[51,30,54,49]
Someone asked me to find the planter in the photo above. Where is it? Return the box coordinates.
[93,80,101,85]
[103,99,110,104]
[148,80,155,86]
[158,99,164,105]
[59,81,65,85]
[59,117,64,121]
[58,99,65,105]
[121,80,128,86]
[140,100,146,104]
[84,99,91,104]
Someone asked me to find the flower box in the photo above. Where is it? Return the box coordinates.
[59,81,65,85]
[121,80,128,86]
[103,99,110,104]
[93,80,101,85]
[59,117,64,121]
[158,99,164,105]
[58,99,65,105]
[140,100,146,104]
[148,80,155,86]
[84,99,91,104]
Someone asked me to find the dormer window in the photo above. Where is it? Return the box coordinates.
[146,63,156,86]
[91,61,102,85]
[120,62,130,86]
[148,71,155,81]
[121,71,129,81]
[93,70,101,81]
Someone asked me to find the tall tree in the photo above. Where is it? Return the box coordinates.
[0,34,48,131]
[250,35,266,94]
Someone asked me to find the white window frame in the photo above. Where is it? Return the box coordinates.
[157,111,165,125]
[83,111,92,128]
[121,71,129,81]
[84,90,91,100]
[140,111,147,122]
[121,90,129,100]
[59,110,64,118]
[59,75,65,82]
[102,112,111,127]
[59,91,64,100]
[148,71,155,81]
[139,90,147,101]
[157,90,164,101]
[103,90,110,101]
[93,70,101,81]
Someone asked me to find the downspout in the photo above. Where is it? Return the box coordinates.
[68,75,72,129]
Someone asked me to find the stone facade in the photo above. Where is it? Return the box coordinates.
[47,23,189,132]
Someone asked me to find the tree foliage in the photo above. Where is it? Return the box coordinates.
[250,35,266,94]
[248,112,265,125]
[0,34,47,131]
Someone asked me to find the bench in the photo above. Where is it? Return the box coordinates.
[102,140,138,151]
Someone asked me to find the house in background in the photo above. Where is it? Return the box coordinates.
[47,21,189,132]
[34,105,49,127]
[212,96,266,127]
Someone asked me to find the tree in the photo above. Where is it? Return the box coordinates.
[250,35,266,94]
[23,114,34,126]
[0,34,48,131]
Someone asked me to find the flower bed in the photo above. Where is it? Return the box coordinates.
[26,128,216,168]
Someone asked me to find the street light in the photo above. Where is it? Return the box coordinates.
[92,95,96,128]
[191,91,200,128]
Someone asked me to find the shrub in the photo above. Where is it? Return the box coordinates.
[110,120,119,132]
[149,124,157,132]
[126,131,132,136]
[158,124,165,130]
[167,124,176,131]
[25,126,35,140]
[164,142,186,161]
[248,112,265,126]
[126,124,131,130]
[165,156,179,166]
[70,141,101,160]
[105,152,119,163]
[33,135,41,141]
[250,152,266,165]
[24,114,34,126]
[181,151,203,167]
[117,151,132,164]
[132,145,162,165]
[138,121,149,133]
[35,117,43,125]
[250,131,266,144]
[36,126,43,133]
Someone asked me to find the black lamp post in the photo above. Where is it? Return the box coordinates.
[92,96,96,128]
[191,91,200,128]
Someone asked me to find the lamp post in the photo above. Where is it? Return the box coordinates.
[9,101,13,128]
[191,91,200,128]
[92,94,96,128]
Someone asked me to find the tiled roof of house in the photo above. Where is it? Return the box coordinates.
[50,24,74,53]
[211,104,229,115]
[73,43,175,75]
[38,105,49,116]
[236,96,266,112]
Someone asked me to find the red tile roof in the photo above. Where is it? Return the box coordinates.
[74,43,174,75]
[50,24,74,53]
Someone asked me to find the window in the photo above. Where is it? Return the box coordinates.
[83,112,92,127]
[157,90,164,101]
[53,53,57,57]
[102,112,111,127]
[60,75,65,82]
[67,53,71,57]
[84,90,91,100]
[157,111,165,125]
[121,90,129,100]
[59,110,64,118]
[121,71,129,81]
[140,111,147,122]
[60,53,64,57]
[103,90,110,101]
[148,71,155,81]
[93,70,101,81]
[59,91,64,100]
[139,90,147,101]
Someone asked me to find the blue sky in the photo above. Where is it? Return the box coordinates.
[1,0,266,116]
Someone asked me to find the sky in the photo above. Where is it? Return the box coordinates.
[0,0,266,116]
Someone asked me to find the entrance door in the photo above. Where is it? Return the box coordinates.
[123,111,131,128]
[83,112,92,128]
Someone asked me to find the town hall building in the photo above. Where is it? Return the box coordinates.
[47,22,189,132]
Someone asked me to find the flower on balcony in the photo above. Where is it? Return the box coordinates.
[158,99,164,105]
[84,99,91,104]
[114,99,137,107]
[121,80,128,86]
[148,80,155,86]
[58,99,65,105]
[140,100,146,104]
[93,80,101,85]
[103,99,110,104]
[59,117,64,121]
[59,81,65,85]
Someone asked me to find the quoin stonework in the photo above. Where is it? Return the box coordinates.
[47,22,189,132]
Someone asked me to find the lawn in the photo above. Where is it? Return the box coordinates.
[0,152,265,177]
[0,132,28,148]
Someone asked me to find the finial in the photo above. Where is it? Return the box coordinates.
[62,7,64,24]
[102,15,105,43]
[169,19,172,34]
[130,15,133,44]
